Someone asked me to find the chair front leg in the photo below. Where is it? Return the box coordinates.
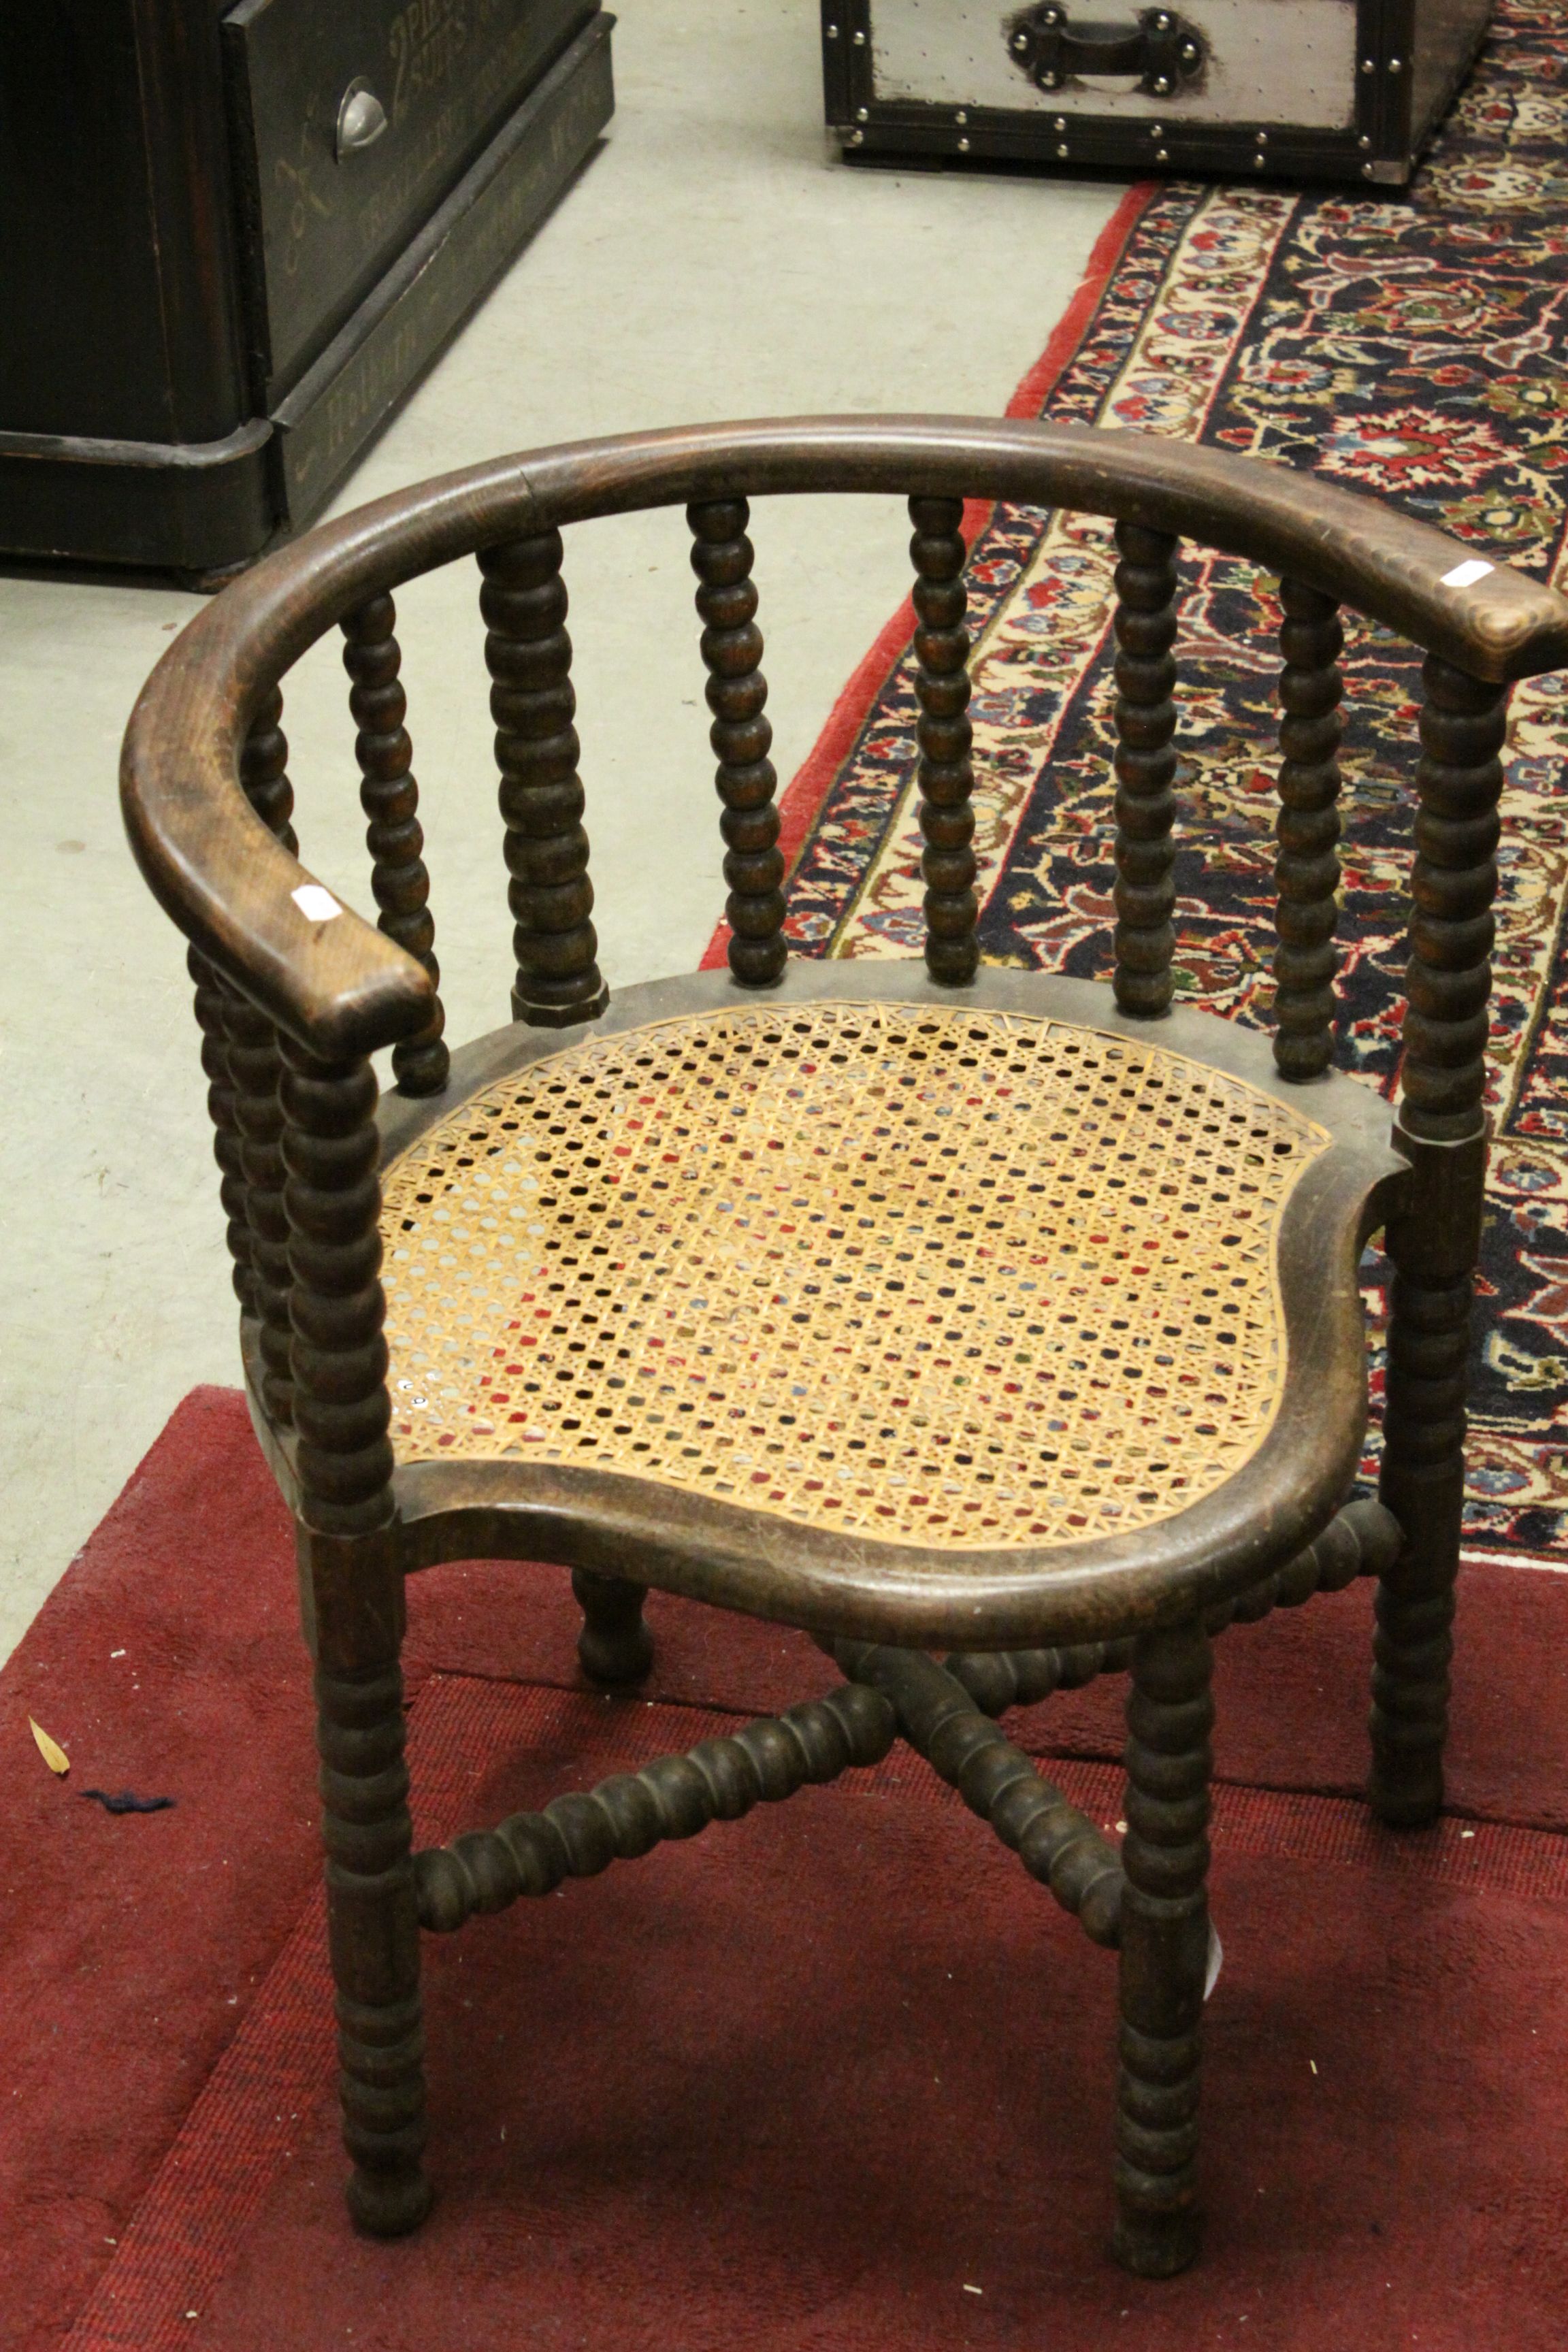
[1373,1126,1487,1829]
[284,1033,431,2235]
[1113,1614,1212,2279]
[313,1618,431,2237]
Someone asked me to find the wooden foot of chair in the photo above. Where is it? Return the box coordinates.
[572,1567,654,1685]
[316,1658,433,2237]
[1112,1615,1212,2279]
[1369,1571,1456,1829]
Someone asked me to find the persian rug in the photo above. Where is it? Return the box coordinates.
[746,0,1568,1556]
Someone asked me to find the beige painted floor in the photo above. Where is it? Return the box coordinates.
[0,0,1125,1663]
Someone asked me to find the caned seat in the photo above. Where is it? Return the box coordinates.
[121,416,1568,2286]
[370,969,1396,1644]
[382,998,1320,1532]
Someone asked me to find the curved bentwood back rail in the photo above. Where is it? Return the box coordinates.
[123,414,1568,1084]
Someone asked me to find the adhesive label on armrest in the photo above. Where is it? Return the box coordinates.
[1441,558,1494,588]
[292,883,342,922]
[1205,1921,1223,2002]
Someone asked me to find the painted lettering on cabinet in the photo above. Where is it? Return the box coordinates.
[389,0,469,125]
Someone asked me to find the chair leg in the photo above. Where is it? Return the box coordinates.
[572,1566,654,1685]
[1112,1614,1213,2279]
[1369,1271,1465,1829]
[280,1032,430,2232]
[316,1652,432,2237]
[1372,1128,1486,1830]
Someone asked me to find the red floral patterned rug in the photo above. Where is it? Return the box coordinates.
[749,0,1568,1554]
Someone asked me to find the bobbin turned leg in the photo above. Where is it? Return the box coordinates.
[1113,1616,1212,2279]
[572,1567,654,1686]
[1372,657,1505,1831]
[1372,1165,1480,1829]
[282,1035,431,2236]
[312,1629,429,2237]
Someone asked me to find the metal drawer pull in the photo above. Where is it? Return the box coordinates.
[1007,3,1205,95]
[336,78,389,159]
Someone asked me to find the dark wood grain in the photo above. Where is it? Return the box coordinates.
[688,497,786,985]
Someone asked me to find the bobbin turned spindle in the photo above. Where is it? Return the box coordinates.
[688,497,787,985]
[1272,578,1345,1080]
[228,689,299,1424]
[342,593,448,1096]
[480,531,608,1029]
[1111,519,1179,1017]
[909,494,978,984]
[240,682,297,853]
[188,945,253,1313]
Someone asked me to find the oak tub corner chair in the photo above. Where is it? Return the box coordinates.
[120,416,1568,2283]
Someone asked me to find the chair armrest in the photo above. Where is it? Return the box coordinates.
[121,623,434,1062]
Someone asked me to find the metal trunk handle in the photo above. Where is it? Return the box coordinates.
[1007,3,1207,97]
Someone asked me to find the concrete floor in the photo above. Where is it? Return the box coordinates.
[0,0,1124,1664]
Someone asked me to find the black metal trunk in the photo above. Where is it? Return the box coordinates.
[821,0,1490,186]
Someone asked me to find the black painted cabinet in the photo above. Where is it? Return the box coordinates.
[0,0,612,574]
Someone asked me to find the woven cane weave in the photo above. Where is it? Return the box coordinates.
[378,1002,1330,1549]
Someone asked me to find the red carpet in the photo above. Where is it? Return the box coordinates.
[7,1389,1568,2349]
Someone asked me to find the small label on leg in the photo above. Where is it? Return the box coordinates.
[1205,1921,1223,2000]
